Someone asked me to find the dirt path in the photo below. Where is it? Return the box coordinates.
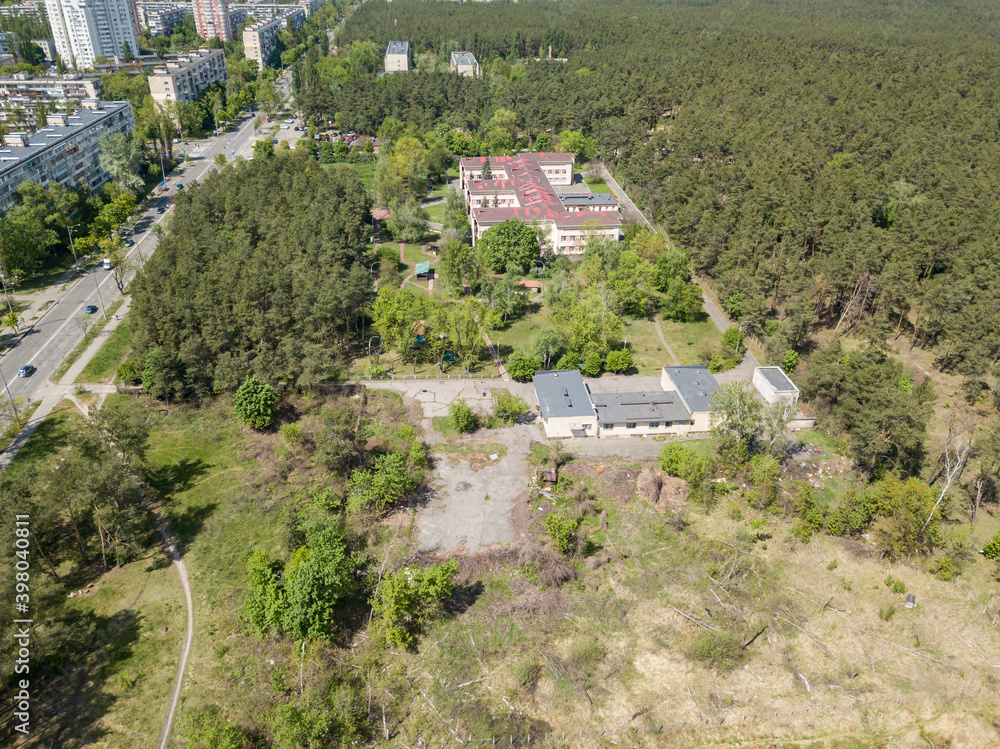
[154,512,194,749]
[652,315,681,366]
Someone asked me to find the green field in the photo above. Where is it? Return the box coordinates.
[658,317,721,365]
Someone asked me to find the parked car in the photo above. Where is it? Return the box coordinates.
[84,305,98,314]
[157,206,165,214]
[103,258,112,270]
[17,364,35,378]
[124,238,134,247]
[272,139,279,144]
[279,124,290,130]
[176,183,184,189]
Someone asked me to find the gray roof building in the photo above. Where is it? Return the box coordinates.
[0,100,134,214]
[661,366,719,414]
[532,369,595,421]
[591,391,691,425]
[757,366,798,394]
[386,40,409,56]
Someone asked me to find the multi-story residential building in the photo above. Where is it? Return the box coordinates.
[459,152,621,255]
[0,54,16,67]
[136,3,189,36]
[0,32,17,56]
[45,0,141,70]
[242,15,281,69]
[0,72,103,126]
[0,100,134,214]
[148,47,226,107]
[192,0,234,41]
[0,3,44,19]
[450,51,479,77]
[31,39,58,60]
[384,40,409,72]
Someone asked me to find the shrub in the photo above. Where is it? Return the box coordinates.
[449,398,478,433]
[280,422,304,445]
[878,604,896,622]
[556,351,581,370]
[884,575,906,594]
[721,325,747,355]
[493,390,530,424]
[581,351,603,377]
[116,359,141,385]
[605,348,634,374]
[686,630,745,670]
[505,351,541,382]
[371,560,458,648]
[233,375,278,429]
[544,512,578,554]
[782,349,800,373]
[659,443,712,486]
[983,532,1000,560]
[514,659,543,693]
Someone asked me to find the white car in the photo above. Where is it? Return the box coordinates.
[279,124,290,130]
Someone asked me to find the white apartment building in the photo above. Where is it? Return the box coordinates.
[32,39,58,60]
[384,41,409,72]
[0,100,134,214]
[45,0,141,70]
[0,73,103,126]
[136,3,189,36]
[450,51,479,77]
[148,47,226,107]
[0,3,44,18]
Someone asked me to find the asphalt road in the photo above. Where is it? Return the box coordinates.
[0,91,281,408]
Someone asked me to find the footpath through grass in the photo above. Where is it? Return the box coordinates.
[77,314,133,383]
[53,297,126,382]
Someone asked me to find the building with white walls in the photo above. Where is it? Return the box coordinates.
[45,0,141,70]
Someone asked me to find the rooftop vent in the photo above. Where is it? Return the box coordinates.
[565,399,572,408]
[4,133,30,147]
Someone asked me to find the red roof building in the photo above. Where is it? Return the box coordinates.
[458,152,621,255]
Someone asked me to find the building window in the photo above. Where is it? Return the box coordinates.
[649,422,659,429]
[604,423,614,430]
[626,423,637,429]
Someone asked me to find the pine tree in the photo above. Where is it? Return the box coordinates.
[480,157,492,181]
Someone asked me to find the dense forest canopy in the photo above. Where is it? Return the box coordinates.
[129,155,374,398]
[337,0,1000,377]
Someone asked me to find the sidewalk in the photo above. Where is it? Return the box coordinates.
[0,293,131,470]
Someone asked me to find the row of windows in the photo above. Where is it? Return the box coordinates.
[603,422,674,430]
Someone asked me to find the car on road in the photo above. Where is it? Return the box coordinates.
[103,258,112,270]
[157,206,165,214]
[176,183,184,189]
[17,364,35,378]
[124,238,134,246]
[272,139,279,144]
[279,124,290,130]
[84,305,98,314]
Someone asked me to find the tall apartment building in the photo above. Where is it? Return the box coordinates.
[31,39,58,60]
[0,73,103,126]
[45,0,141,70]
[148,47,226,107]
[0,100,134,214]
[0,4,44,19]
[242,16,281,69]
[384,41,409,72]
[192,0,235,41]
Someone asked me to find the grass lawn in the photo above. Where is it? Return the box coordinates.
[659,317,721,365]
[495,302,551,358]
[13,250,77,294]
[426,180,449,200]
[77,314,133,383]
[425,202,447,223]
[583,176,611,192]
[348,160,375,194]
[618,316,669,374]
[53,297,126,382]
[4,398,82,478]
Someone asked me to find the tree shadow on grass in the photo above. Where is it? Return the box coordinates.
[29,607,143,748]
[147,458,211,496]
[4,409,74,475]
[163,501,219,557]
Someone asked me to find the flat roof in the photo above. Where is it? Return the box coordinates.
[757,366,799,392]
[591,391,691,424]
[0,102,130,172]
[661,366,719,414]
[560,193,617,206]
[386,40,408,55]
[451,51,477,66]
[532,369,595,420]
